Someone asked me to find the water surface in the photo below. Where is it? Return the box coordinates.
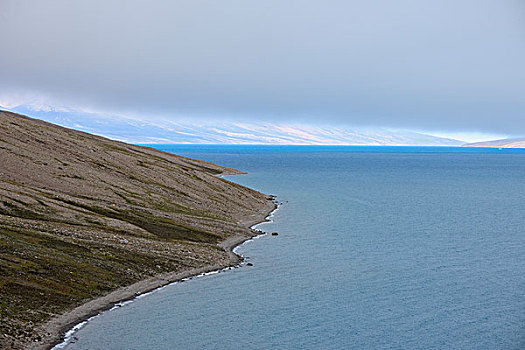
[64,146,525,349]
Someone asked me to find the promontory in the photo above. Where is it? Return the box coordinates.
[0,110,275,349]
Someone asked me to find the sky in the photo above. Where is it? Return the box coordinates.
[0,0,524,140]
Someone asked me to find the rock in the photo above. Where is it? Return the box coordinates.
[246,263,253,266]
[271,232,279,236]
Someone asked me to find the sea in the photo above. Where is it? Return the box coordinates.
[60,146,525,349]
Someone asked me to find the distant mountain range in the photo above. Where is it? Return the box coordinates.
[462,138,525,148]
[3,105,463,146]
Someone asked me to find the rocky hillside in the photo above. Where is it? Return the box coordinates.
[462,137,525,148]
[0,110,273,349]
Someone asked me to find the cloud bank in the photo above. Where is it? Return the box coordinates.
[1,0,524,134]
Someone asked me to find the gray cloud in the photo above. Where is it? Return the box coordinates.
[1,0,524,134]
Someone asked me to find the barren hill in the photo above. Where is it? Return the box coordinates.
[0,110,274,349]
[463,137,525,148]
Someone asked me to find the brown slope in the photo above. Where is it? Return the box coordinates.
[0,110,274,349]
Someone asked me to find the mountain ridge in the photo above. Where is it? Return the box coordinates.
[462,137,525,148]
[5,106,463,146]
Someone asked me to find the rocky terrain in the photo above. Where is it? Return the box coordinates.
[0,110,274,349]
[463,137,525,148]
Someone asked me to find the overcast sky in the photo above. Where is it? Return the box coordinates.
[0,0,524,136]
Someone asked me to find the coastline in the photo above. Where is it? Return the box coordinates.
[31,198,278,350]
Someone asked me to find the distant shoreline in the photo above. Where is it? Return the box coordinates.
[32,197,277,350]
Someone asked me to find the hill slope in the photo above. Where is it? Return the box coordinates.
[462,137,525,148]
[0,110,274,349]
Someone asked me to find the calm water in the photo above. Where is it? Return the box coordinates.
[63,146,525,349]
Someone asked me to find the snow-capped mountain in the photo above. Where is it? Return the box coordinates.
[3,105,462,146]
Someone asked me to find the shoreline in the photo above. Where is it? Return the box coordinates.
[32,197,278,350]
